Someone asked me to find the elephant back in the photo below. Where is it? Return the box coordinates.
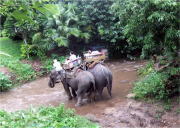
[88,64,112,87]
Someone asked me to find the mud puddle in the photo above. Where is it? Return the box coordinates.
[0,60,179,127]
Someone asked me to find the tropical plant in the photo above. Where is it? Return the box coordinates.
[1,0,179,59]
[111,0,179,59]
[0,72,13,91]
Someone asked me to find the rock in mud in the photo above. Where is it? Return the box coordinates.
[120,80,129,83]
[126,93,136,99]
[103,107,116,115]
[84,113,100,123]
[133,65,143,69]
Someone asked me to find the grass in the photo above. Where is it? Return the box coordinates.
[0,37,22,58]
[0,105,99,128]
[0,37,36,90]
[0,56,36,82]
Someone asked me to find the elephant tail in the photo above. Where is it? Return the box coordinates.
[107,71,113,97]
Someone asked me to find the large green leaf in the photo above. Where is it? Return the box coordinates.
[55,37,68,47]
[44,4,60,15]
[69,28,81,37]
[33,2,60,17]
[11,10,33,22]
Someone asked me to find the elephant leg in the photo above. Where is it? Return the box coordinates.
[75,95,83,107]
[84,91,92,102]
[107,85,112,98]
[98,88,103,100]
[75,89,85,107]
[67,92,73,100]
[71,88,77,98]
[62,84,72,100]
[88,87,97,102]
[89,91,96,102]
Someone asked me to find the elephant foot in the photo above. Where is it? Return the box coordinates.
[72,95,77,99]
[75,103,82,107]
[82,98,89,104]
[68,96,73,100]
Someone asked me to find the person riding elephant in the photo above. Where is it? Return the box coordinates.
[48,68,95,107]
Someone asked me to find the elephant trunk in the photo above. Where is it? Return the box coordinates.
[48,77,55,88]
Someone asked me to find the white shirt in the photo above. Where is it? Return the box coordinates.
[53,60,62,71]
[69,54,77,61]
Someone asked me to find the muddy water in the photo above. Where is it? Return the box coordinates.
[0,60,145,114]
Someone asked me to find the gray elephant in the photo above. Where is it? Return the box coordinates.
[84,63,113,99]
[48,69,95,106]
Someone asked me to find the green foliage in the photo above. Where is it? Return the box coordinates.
[0,37,36,83]
[1,0,179,60]
[112,0,179,58]
[1,0,90,58]
[0,72,13,91]
[163,103,172,111]
[1,17,15,38]
[0,56,36,82]
[133,62,180,100]
[0,37,21,58]
[20,44,34,58]
[77,0,114,41]
[134,71,168,100]
[138,61,154,77]
[42,58,54,73]
[0,105,98,128]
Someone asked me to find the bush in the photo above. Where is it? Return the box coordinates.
[111,0,179,59]
[0,72,13,91]
[0,105,98,128]
[138,61,154,77]
[133,61,180,100]
[133,71,168,100]
[0,57,36,82]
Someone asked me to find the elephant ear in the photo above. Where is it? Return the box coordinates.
[61,63,66,70]
[58,70,66,80]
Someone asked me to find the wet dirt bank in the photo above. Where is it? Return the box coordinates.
[0,60,179,128]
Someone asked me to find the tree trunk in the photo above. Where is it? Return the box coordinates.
[22,32,29,58]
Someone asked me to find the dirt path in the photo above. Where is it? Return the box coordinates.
[0,60,179,127]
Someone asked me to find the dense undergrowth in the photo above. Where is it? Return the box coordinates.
[133,59,180,100]
[0,56,36,81]
[0,38,35,91]
[0,105,98,128]
[0,37,65,91]
[0,72,12,91]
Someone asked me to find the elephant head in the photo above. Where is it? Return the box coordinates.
[48,69,66,88]
[48,68,77,100]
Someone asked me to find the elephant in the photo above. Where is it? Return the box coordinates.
[82,63,113,99]
[48,69,95,106]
